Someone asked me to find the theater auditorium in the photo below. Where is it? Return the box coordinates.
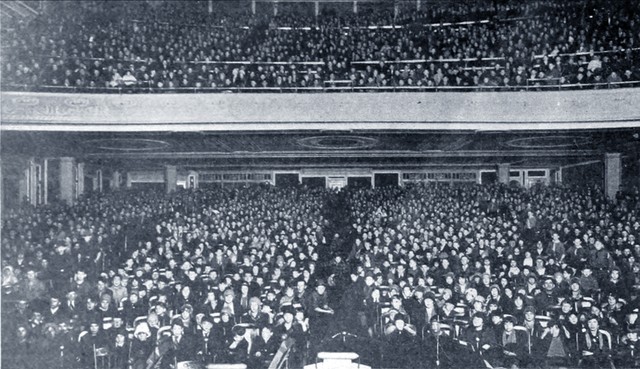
[1,0,640,368]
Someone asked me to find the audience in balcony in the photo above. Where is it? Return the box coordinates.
[1,0,639,91]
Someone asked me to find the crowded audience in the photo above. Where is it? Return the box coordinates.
[1,181,639,368]
[1,0,639,91]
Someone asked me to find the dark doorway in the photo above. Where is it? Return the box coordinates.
[374,173,398,188]
[348,176,372,188]
[481,171,497,184]
[301,177,326,188]
[275,173,299,187]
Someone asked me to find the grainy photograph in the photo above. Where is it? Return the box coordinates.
[1,0,639,368]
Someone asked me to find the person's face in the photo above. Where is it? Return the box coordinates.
[90,323,100,334]
[504,321,514,332]
[283,312,294,324]
[17,326,27,338]
[316,285,326,295]
[50,298,60,308]
[424,298,434,309]
[250,300,260,312]
[587,319,599,331]
[116,335,125,345]
[525,311,535,321]
[472,317,483,328]
[202,321,213,333]
[431,321,441,333]
[285,287,294,297]
[172,324,183,337]
[262,327,273,340]
[391,298,401,309]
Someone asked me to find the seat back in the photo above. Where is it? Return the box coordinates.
[513,325,531,354]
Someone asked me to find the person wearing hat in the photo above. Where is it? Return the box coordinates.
[130,322,154,369]
[273,304,304,348]
[383,313,418,368]
[165,320,195,364]
[250,325,279,368]
[499,314,530,368]
[579,315,614,368]
[459,312,500,368]
[110,330,130,369]
[226,325,249,364]
[78,319,109,369]
[615,327,639,367]
[195,316,223,364]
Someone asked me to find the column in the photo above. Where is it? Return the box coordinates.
[126,172,133,188]
[111,170,121,190]
[604,153,621,200]
[29,159,37,206]
[497,163,510,184]
[43,159,48,204]
[95,169,103,193]
[394,2,399,20]
[165,165,177,193]
[77,163,85,198]
[314,1,319,18]
[353,0,358,14]
[0,158,3,215]
[251,0,256,15]
[59,157,75,205]
[208,0,213,13]
[19,166,28,204]
[416,0,421,11]
[273,1,278,16]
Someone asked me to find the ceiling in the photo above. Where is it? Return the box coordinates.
[2,128,639,171]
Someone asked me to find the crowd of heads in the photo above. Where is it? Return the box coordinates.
[2,0,639,91]
[1,182,640,368]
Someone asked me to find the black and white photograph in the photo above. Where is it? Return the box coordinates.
[1,0,639,368]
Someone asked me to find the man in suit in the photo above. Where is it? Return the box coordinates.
[43,295,68,324]
[168,320,194,363]
[195,316,223,363]
[250,325,279,367]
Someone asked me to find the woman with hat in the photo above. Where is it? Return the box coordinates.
[130,322,154,369]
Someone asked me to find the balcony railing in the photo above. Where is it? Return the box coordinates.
[3,80,640,94]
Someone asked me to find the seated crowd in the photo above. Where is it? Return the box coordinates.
[1,182,639,369]
[1,0,639,91]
